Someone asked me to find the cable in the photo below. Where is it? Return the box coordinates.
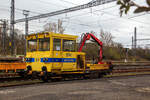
[38,5,117,27]
[32,0,68,8]
[92,10,150,26]
[35,14,93,28]
[57,0,78,5]
[59,4,150,26]
[0,7,23,15]
[0,4,42,15]
[15,8,41,15]
[68,5,117,19]
[16,17,94,33]
[128,12,150,19]
[123,44,150,46]
[12,0,149,37]
[0,8,10,12]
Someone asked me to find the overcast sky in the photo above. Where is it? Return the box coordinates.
[0,0,150,48]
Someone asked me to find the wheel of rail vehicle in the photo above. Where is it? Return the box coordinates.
[24,66,32,79]
[41,66,48,82]
[83,74,90,79]
[91,72,99,79]
[18,71,25,78]
[31,71,38,80]
[85,72,98,79]
[41,71,48,82]
[98,72,106,78]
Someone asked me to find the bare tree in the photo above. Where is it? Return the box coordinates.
[58,19,65,34]
[44,19,65,34]
[99,29,114,47]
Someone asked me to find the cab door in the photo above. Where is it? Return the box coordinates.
[61,39,77,71]
[52,38,62,72]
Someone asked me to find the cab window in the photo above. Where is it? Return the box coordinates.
[39,38,50,51]
[27,39,37,52]
[53,39,61,51]
[63,39,75,52]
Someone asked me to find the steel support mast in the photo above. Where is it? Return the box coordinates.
[0,20,7,55]
[2,21,6,55]
[10,0,15,56]
[23,10,29,55]
[134,27,137,49]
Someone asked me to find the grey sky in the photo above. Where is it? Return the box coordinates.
[0,0,150,48]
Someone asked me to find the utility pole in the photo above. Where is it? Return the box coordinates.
[132,36,134,49]
[2,20,6,55]
[23,10,29,55]
[134,27,137,49]
[0,20,7,55]
[133,27,137,59]
[10,0,15,56]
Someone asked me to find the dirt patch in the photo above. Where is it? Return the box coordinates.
[68,90,99,95]
[136,87,150,93]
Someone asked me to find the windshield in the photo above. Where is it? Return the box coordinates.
[27,39,37,52]
[39,38,50,51]
[63,40,76,52]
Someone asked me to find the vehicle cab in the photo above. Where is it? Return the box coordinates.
[26,32,86,74]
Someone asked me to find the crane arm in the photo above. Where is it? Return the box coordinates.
[78,33,103,64]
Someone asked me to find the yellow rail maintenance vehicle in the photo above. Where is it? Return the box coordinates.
[25,32,113,81]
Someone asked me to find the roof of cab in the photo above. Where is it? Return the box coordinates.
[27,32,78,40]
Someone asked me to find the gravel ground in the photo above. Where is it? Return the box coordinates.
[0,75,150,100]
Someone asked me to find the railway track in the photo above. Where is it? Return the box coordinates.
[0,73,20,78]
[0,72,150,88]
[0,68,150,88]
[113,68,150,73]
[0,62,150,87]
[112,62,150,73]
